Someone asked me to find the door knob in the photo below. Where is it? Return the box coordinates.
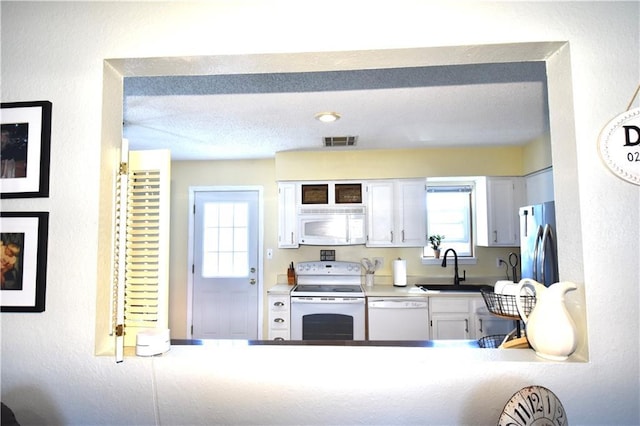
[250,278,256,285]
[250,267,256,273]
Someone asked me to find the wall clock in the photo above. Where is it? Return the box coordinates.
[598,107,640,186]
[498,385,567,426]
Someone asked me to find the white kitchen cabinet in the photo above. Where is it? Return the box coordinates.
[429,297,473,339]
[472,298,515,338]
[366,179,427,247]
[267,289,291,340]
[365,181,395,245]
[476,176,524,247]
[431,312,473,339]
[525,167,554,205]
[277,182,298,248]
[429,295,513,340]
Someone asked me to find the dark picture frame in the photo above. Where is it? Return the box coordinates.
[1,101,52,198]
[335,183,362,204]
[1,212,49,312]
[301,184,328,204]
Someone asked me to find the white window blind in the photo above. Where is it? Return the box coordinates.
[112,147,171,362]
[425,184,474,257]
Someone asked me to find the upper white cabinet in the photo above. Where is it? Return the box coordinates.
[525,167,554,205]
[366,179,427,247]
[476,176,524,247]
[277,182,299,248]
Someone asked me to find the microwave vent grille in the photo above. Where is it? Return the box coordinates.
[299,206,366,215]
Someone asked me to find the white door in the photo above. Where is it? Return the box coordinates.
[192,190,259,339]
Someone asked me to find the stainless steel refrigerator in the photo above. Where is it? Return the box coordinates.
[519,201,559,287]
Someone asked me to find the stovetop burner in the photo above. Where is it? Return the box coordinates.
[292,261,365,298]
[293,284,363,294]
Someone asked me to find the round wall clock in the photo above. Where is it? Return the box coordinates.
[498,385,567,426]
[598,107,640,186]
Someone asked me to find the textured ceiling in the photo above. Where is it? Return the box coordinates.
[123,62,549,160]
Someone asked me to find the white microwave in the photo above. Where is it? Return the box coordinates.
[298,206,366,245]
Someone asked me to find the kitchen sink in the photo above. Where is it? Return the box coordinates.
[415,284,487,293]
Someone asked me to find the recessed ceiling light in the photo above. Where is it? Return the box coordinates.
[315,112,341,123]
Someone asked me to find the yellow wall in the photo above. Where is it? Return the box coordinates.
[170,145,540,338]
[275,145,526,180]
[169,159,277,337]
[523,134,553,174]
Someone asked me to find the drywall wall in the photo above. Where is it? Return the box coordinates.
[1,2,638,425]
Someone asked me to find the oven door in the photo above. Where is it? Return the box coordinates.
[290,297,365,340]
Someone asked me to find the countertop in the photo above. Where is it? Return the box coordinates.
[363,283,491,297]
[363,284,430,297]
[267,282,492,297]
[267,284,295,295]
[172,338,481,348]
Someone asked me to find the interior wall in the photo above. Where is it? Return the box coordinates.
[1,2,638,425]
[523,135,553,174]
[275,146,525,180]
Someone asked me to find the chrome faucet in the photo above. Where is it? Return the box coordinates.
[441,248,466,286]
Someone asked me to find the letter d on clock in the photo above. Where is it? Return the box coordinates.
[623,125,640,146]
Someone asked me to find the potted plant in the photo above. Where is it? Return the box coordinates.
[429,234,445,258]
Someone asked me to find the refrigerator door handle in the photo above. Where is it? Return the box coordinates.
[532,225,544,281]
[541,224,559,285]
[523,209,529,237]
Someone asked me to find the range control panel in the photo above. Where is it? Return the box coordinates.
[295,261,361,276]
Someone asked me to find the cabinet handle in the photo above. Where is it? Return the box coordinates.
[493,230,498,243]
[290,232,294,244]
[390,231,394,242]
[274,318,285,323]
[273,301,285,307]
[402,230,405,242]
[465,319,469,333]
[274,337,285,341]
[479,319,483,333]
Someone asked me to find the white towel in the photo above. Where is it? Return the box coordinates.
[494,280,513,294]
[495,280,534,296]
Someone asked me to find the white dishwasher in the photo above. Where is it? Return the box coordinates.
[367,297,430,340]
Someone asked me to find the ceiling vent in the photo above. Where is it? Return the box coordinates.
[323,136,358,147]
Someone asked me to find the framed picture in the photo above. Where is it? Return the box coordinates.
[1,101,52,198]
[335,183,362,203]
[301,184,328,204]
[1,212,49,312]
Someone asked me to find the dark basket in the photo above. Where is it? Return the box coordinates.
[480,287,536,319]
[478,334,507,348]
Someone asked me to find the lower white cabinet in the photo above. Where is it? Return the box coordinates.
[429,295,514,340]
[267,289,291,340]
[472,298,516,339]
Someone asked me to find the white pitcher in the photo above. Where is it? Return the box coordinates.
[515,278,578,361]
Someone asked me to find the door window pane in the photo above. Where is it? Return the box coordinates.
[202,202,249,277]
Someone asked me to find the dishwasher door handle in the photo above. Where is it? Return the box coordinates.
[368,300,428,309]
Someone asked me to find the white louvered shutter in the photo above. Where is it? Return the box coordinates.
[113,147,171,361]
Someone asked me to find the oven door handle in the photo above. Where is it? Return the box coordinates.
[291,298,364,304]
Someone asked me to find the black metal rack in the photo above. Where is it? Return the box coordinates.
[480,287,536,339]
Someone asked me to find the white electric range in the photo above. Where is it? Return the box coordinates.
[290,261,365,340]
